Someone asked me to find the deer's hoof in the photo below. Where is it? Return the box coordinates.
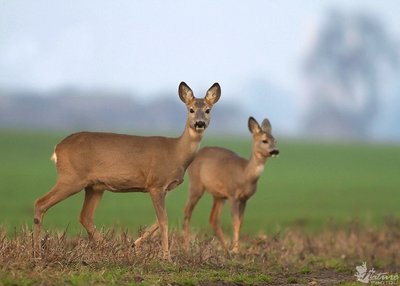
[162,252,172,263]
[230,246,240,254]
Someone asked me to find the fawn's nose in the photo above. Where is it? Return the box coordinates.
[269,149,280,156]
[194,121,206,129]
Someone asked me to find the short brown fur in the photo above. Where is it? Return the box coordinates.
[182,117,279,252]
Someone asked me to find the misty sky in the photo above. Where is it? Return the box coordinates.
[1,0,399,99]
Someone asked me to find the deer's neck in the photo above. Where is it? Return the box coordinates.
[176,121,203,169]
[245,151,267,184]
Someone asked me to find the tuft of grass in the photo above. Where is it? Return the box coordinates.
[287,276,299,284]
[300,265,311,274]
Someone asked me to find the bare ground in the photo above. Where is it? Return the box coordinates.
[0,221,399,285]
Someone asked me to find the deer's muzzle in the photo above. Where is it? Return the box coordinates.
[194,121,206,130]
[269,149,280,157]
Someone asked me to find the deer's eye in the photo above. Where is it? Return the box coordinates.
[262,140,268,144]
[205,109,210,114]
[189,108,195,113]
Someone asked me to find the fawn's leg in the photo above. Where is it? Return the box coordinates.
[209,198,227,250]
[134,221,159,246]
[182,185,204,249]
[230,199,247,253]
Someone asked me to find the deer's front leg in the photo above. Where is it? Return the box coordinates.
[149,188,170,261]
[230,199,246,253]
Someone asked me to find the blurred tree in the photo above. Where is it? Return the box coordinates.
[302,10,398,139]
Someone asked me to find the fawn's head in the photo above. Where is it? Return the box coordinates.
[248,116,279,159]
[179,82,221,133]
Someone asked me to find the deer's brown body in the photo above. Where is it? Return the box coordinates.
[33,82,221,260]
[182,117,279,253]
[52,132,197,193]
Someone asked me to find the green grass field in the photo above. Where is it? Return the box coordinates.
[0,129,399,237]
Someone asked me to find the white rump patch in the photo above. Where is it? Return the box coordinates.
[51,151,57,163]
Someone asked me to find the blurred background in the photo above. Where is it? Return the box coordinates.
[1,0,399,140]
[0,0,399,234]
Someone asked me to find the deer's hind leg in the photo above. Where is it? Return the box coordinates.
[134,222,160,249]
[33,179,85,256]
[80,187,104,242]
[182,182,205,249]
[209,197,227,250]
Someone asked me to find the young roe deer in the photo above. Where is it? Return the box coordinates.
[182,117,279,253]
[33,82,221,260]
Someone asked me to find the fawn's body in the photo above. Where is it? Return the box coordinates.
[33,82,221,260]
[182,117,279,252]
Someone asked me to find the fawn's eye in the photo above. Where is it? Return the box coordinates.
[205,109,210,114]
[189,108,195,113]
[262,140,268,144]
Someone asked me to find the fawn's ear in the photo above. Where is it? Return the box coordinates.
[179,82,194,104]
[261,118,272,133]
[248,116,262,134]
[204,83,221,105]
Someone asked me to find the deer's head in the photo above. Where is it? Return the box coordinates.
[248,117,279,159]
[179,82,221,133]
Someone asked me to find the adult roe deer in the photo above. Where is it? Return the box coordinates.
[182,117,279,253]
[33,82,221,260]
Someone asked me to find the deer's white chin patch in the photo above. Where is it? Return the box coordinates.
[195,126,205,132]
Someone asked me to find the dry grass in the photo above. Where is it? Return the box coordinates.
[0,221,399,285]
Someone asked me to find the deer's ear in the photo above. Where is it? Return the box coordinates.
[179,82,194,104]
[261,118,272,133]
[248,116,262,134]
[205,83,221,105]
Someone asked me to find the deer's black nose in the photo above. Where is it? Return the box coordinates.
[269,149,280,156]
[194,121,206,129]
